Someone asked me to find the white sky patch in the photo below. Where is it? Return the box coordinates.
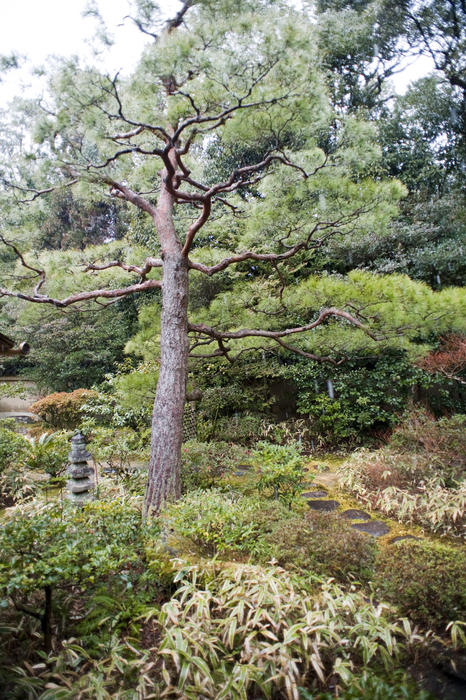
[0,0,433,107]
[0,0,182,105]
[391,54,435,94]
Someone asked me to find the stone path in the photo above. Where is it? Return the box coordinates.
[231,459,424,543]
[301,460,426,543]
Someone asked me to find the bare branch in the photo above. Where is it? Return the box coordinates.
[84,256,163,279]
[1,178,78,204]
[173,94,290,142]
[107,180,158,218]
[181,199,212,255]
[0,279,161,308]
[188,307,379,352]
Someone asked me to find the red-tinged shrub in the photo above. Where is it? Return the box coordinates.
[30,389,98,429]
[418,334,466,382]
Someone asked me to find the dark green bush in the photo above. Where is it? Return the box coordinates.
[197,414,265,443]
[375,540,466,630]
[282,352,461,445]
[0,420,28,470]
[180,440,251,492]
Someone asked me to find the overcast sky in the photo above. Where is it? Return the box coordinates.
[0,0,182,105]
[0,0,432,107]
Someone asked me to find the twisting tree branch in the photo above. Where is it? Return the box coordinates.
[0,279,161,308]
[187,307,379,364]
[0,178,78,204]
[84,256,163,279]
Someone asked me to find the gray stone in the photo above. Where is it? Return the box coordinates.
[66,431,94,504]
[307,499,340,512]
[236,463,252,471]
[303,490,328,498]
[389,535,422,544]
[341,509,371,521]
[67,477,94,494]
[351,521,390,537]
[68,464,93,480]
[68,431,91,462]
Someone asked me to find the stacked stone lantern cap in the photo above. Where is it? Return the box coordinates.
[67,431,95,504]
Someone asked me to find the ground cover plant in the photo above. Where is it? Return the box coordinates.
[0,417,464,698]
[375,540,466,631]
[339,413,466,537]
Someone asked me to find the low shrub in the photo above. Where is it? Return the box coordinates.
[80,385,152,431]
[266,512,377,584]
[0,419,28,470]
[86,426,149,471]
[340,445,465,537]
[253,440,305,506]
[163,489,274,558]
[30,389,98,429]
[375,540,466,631]
[0,422,39,506]
[390,412,465,484]
[24,431,69,478]
[180,440,251,492]
[164,490,375,584]
[0,498,162,655]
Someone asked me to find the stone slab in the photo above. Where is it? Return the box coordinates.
[303,490,328,498]
[341,509,371,521]
[351,521,390,537]
[389,535,422,544]
[307,499,340,512]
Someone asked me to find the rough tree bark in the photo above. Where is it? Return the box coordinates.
[144,252,189,516]
[143,160,189,516]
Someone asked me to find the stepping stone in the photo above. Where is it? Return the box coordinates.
[341,509,371,521]
[234,471,247,477]
[307,499,340,512]
[303,490,328,498]
[236,464,252,471]
[389,535,422,544]
[351,521,390,537]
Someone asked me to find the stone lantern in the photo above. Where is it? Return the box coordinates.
[67,431,95,504]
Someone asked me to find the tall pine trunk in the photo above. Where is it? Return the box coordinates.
[143,252,189,516]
